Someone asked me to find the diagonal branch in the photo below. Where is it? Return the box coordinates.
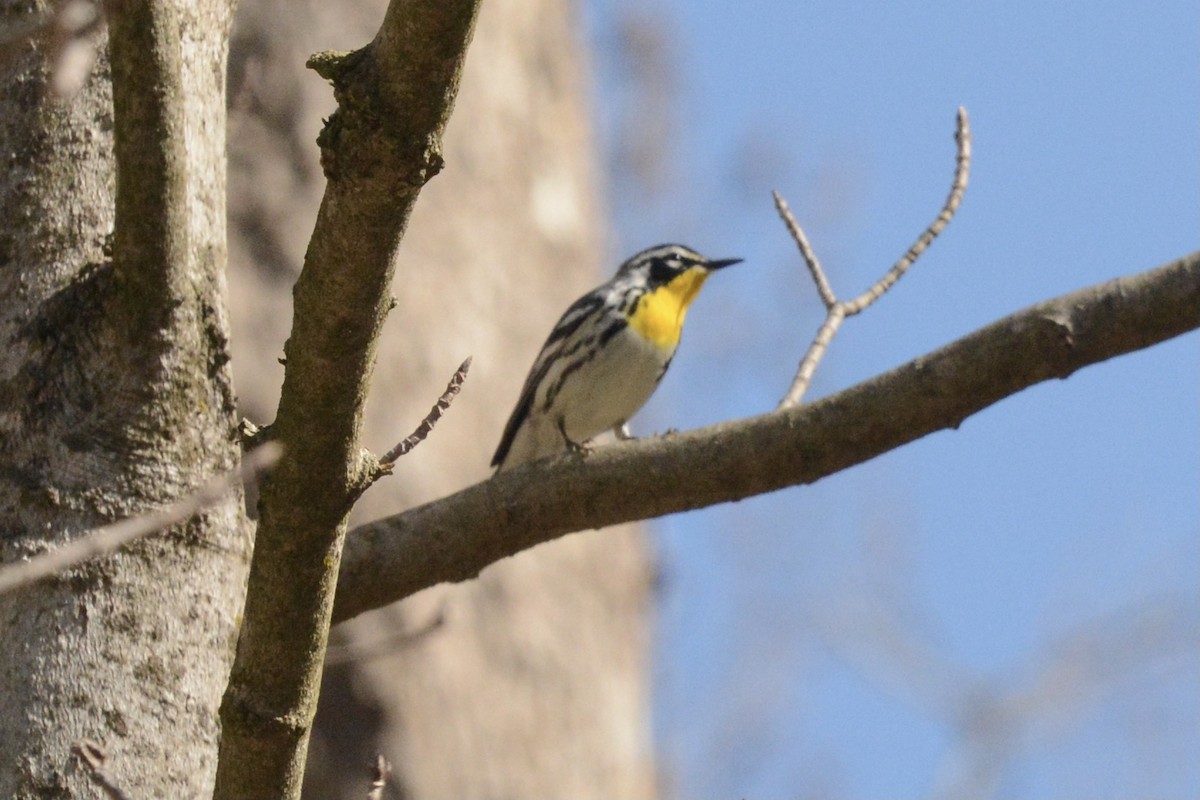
[0,444,280,596]
[333,252,1200,623]
[380,356,471,467]
[324,606,445,666]
[773,191,837,309]
[213,0,483,797]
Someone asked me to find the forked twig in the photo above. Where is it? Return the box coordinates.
[72,739,133,800]
[776,107,972,408]
[0,443,282,596]
[379,356,471,467]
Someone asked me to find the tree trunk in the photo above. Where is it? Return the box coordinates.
[0,1,245,795]
[226,0,655,796]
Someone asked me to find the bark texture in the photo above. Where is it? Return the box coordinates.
[225,0,654,797]
[0,0,245,796]
[216,0,485,792]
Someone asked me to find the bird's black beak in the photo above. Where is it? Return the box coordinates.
[705,257,743,271]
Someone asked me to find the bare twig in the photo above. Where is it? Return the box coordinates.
[366,754,391,800]
[380,356,471,467]
[72,739,133,800]
[776,107,972,408]
[772,191,837,309]
[0,444,281,596]
[931,599,1199,800]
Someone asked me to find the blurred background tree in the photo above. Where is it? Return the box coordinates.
[227,0,653,796]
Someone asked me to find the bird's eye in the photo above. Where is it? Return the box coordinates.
[649,257,679,285]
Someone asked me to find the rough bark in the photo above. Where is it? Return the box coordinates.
[214,0,485,794]
[0,0,244,796]
[225,0,655,796]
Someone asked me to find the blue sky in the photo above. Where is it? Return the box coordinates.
[587,1,1199,797]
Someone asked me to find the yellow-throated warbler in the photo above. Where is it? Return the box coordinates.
[492,243,742,471]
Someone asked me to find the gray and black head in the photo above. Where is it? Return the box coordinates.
[615,243,742,288]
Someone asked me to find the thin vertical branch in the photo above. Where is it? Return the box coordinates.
[106,0,190,337]
[213,0,483,797]
[780,304,847,409]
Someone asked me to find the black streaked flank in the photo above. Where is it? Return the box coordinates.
[544,334,599,409]
[596,317,628,349]
[544,293,605,347]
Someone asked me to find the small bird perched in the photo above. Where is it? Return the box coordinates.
[492,243,742,471]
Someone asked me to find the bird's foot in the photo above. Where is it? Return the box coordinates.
[559,419,593,458]
[565,438,593,457]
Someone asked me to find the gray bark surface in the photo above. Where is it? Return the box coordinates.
[0,0,247,795]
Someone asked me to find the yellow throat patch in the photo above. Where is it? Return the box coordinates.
[627,267,710,351]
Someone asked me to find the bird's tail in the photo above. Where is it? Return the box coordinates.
[493,416,568,472]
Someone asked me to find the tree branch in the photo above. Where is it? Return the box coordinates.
[213,0,482,797]
[106,0,190,342]
[0,444,279,596]
[379,356,471,467]
[333,252,1200,623]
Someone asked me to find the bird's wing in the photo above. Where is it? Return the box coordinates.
[490,291,607,468]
